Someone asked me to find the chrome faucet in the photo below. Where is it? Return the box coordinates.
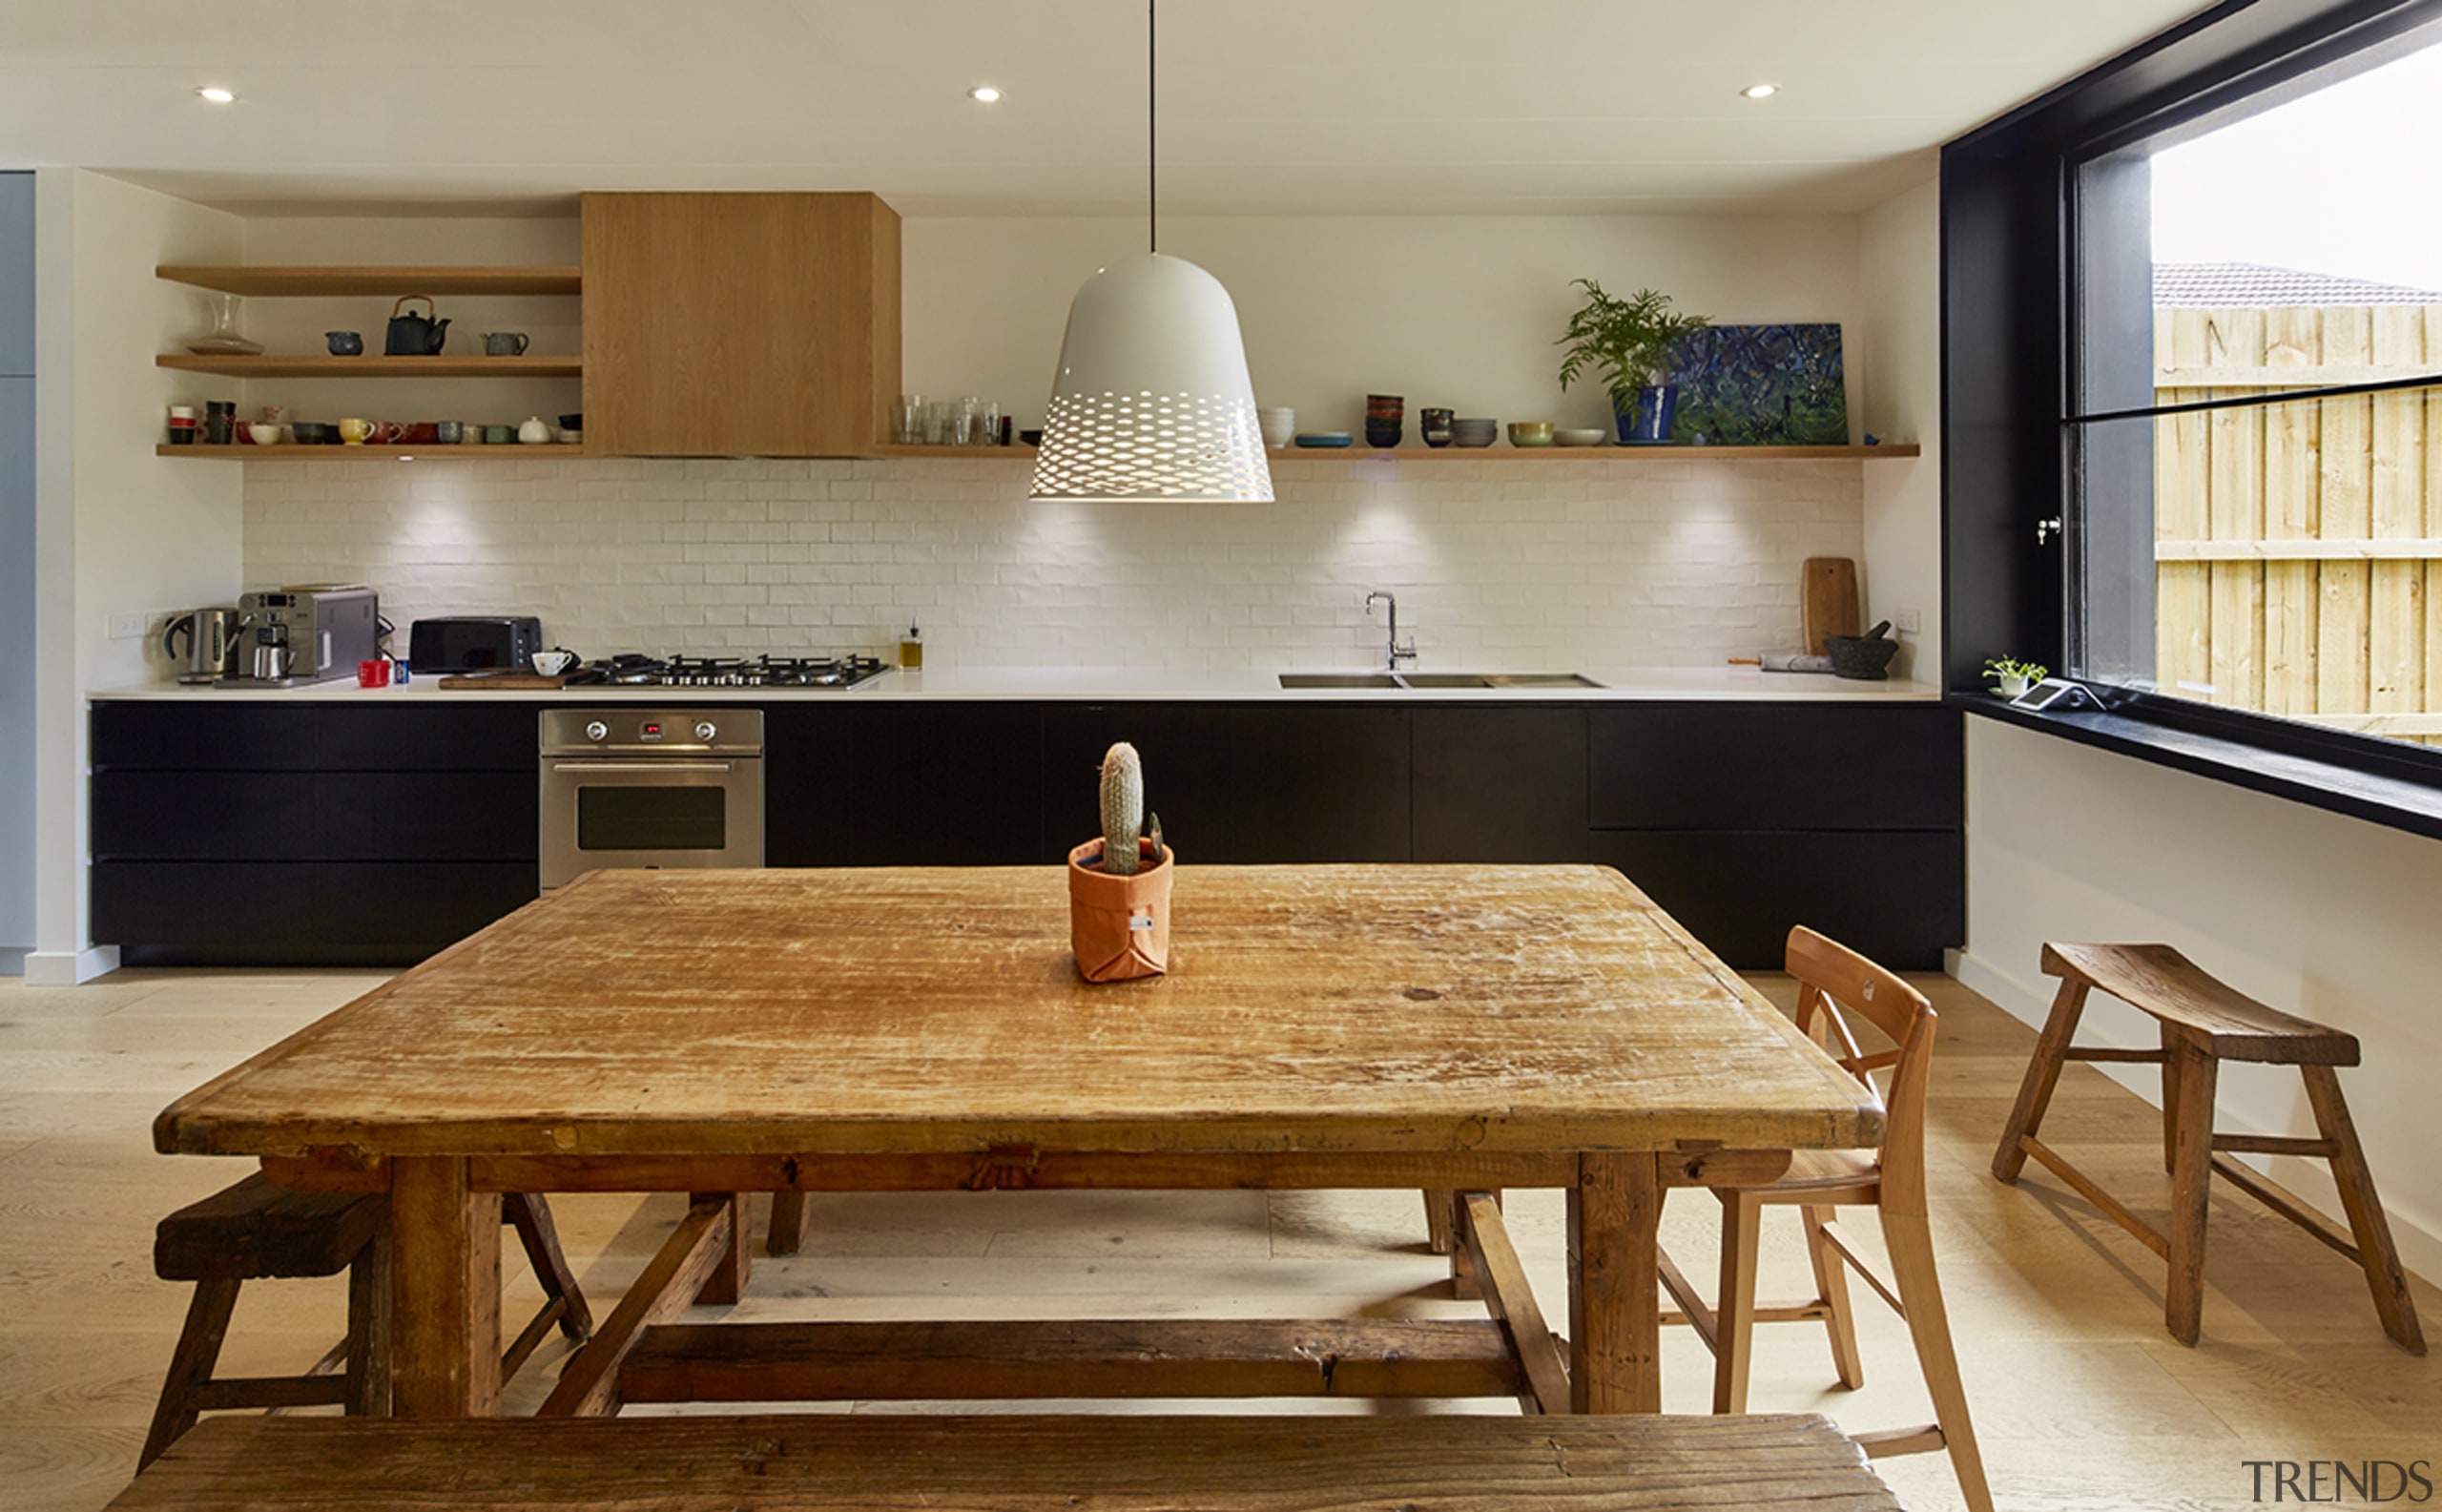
[1364,590,1418,671]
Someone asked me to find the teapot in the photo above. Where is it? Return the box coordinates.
[383,295,450,356]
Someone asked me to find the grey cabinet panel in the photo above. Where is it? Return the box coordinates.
[0,174,30,376]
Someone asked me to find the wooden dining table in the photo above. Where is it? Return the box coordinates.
[155,863,1882,1419]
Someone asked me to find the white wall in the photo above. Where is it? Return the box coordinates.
[237,206,1888,670]
[1956,718,2442,1278]
[29,170,243,982]
[904,213,1867,440]
[0,173,31,972]
[1857,180,1942,681]
[243,452,1866,671]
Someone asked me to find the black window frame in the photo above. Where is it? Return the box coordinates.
[1941,0,2442,842]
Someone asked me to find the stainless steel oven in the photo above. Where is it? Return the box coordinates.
[540,709,763,890]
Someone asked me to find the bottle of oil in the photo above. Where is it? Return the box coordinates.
[898,621,923,670]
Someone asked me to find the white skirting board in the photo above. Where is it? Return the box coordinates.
[23,945,120,985]
[1949,946,2441,1291]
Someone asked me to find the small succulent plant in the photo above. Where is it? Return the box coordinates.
[1100,742,1145,875]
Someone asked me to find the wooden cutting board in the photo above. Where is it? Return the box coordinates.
[438,671,573,690]
[1800,558,1860,655]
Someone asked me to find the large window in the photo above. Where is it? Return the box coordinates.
[1943,0,2442,836]
[2070,33,2442,752]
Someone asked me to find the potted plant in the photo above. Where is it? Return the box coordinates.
[1556,279,1709,445]
[1067,741,1172,982]
[1984,657,2047,698]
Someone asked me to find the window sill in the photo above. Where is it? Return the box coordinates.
[1950,692,2442,842]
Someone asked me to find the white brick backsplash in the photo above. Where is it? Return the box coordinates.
[240,456,1866,668]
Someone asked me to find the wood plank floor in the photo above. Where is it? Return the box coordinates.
[2,967,2433,1512]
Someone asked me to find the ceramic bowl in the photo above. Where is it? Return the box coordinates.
[1294,432,1354,448]
[1452,418,1499,449]
[246,423,282,446]
[1555,427,1608,447]
[1508,422,1555,447]
[290,422,335,445]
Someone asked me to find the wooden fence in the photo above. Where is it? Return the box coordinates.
[2155,303,2442,743]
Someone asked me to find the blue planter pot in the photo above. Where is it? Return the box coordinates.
[1615,384,1679,444]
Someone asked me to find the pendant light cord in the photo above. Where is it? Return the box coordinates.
[1148,0,1157,256]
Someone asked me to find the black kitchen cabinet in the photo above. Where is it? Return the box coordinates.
[1413,707,1587,863]
[849,703,1044,865]
[1589,705,1962,830]
[92,701,547,966]
[1589,831,1963,971]
[91,694,1963,972]
[763,705,856,866]
[1040,703,1240,863]
[1231,706,1411,862]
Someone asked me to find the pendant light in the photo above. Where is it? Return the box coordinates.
[1029,1,1273,503]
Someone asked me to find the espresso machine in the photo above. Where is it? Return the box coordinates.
[220,586,383,687]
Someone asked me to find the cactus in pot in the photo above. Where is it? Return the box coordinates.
[1069,741,1172,982]
[1100,742,1144,875]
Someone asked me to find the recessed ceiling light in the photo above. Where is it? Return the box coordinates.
[1740,83,1780,100]
[967,86,1004,103]
[196,86,238,104]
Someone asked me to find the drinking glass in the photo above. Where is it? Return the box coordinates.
[924,401,952,445]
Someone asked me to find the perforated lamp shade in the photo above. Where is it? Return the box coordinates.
[1029,253,1274,503]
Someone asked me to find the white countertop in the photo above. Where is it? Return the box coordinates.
[92,666,1943,703]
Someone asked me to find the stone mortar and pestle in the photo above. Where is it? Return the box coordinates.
[1824,620,1899,680]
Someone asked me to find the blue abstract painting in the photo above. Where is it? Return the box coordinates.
[1665,323,1848,445]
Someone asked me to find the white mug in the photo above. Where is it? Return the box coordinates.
[530,648,579,676]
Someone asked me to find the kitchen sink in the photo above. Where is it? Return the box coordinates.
[1278,672,1604,691]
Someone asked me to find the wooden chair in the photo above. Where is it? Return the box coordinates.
[1994,942,2425,1353]
[1658,926,1992,1512]
[143,1176,593,1467]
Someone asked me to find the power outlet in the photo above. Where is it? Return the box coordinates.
[108,612,148,641]
[1892,607,1923,635]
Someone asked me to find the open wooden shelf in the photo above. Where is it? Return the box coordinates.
[159,444,588,461]
[157,265,583,298]
[156,354,582,379]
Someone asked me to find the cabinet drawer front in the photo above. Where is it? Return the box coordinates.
[849,704,1044,865]
[1231,707,1412,863]
[93,703,319,770]
[317,774,538,860]
[95,860,536,965]
[319,705,539,772]
[1589,705,1962,830]
[1413,707,1588,863]
[92,772,319,860]
[1590,830,1962,971]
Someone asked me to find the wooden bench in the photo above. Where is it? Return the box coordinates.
[1993,942,2425,1353]
[110,1411,1906,1512]
[143,1176,596,1467]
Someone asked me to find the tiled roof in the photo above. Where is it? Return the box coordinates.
[2156,261,2442,306]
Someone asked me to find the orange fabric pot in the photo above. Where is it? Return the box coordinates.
[1066,839,1173,982]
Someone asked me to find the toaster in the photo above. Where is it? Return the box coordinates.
[408,616,546,674]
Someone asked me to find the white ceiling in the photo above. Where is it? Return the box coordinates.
[0,0,2211,217]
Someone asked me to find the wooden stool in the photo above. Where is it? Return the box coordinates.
[1993,942,2424,1353]
[143,1177,596,1467]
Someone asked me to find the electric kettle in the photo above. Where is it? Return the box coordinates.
[161,607,241,685]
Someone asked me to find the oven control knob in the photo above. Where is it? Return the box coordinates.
[584,720,609,741]
[693,720,717,741]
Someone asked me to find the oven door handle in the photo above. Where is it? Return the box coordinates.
[548,761,737,773]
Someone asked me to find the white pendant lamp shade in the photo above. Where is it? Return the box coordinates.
[1029,253,1274,503]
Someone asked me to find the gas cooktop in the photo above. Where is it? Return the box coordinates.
[565,653,891,689]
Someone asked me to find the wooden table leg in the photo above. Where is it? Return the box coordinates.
[388,1157,502,1417]
[692,1191,751,1304]
[1567,1151,1662,1414]
[1993,976,2090,1182]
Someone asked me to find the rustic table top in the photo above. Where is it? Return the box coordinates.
[155,864,1882,1161]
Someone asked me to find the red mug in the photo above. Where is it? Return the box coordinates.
[356,659,392,689]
